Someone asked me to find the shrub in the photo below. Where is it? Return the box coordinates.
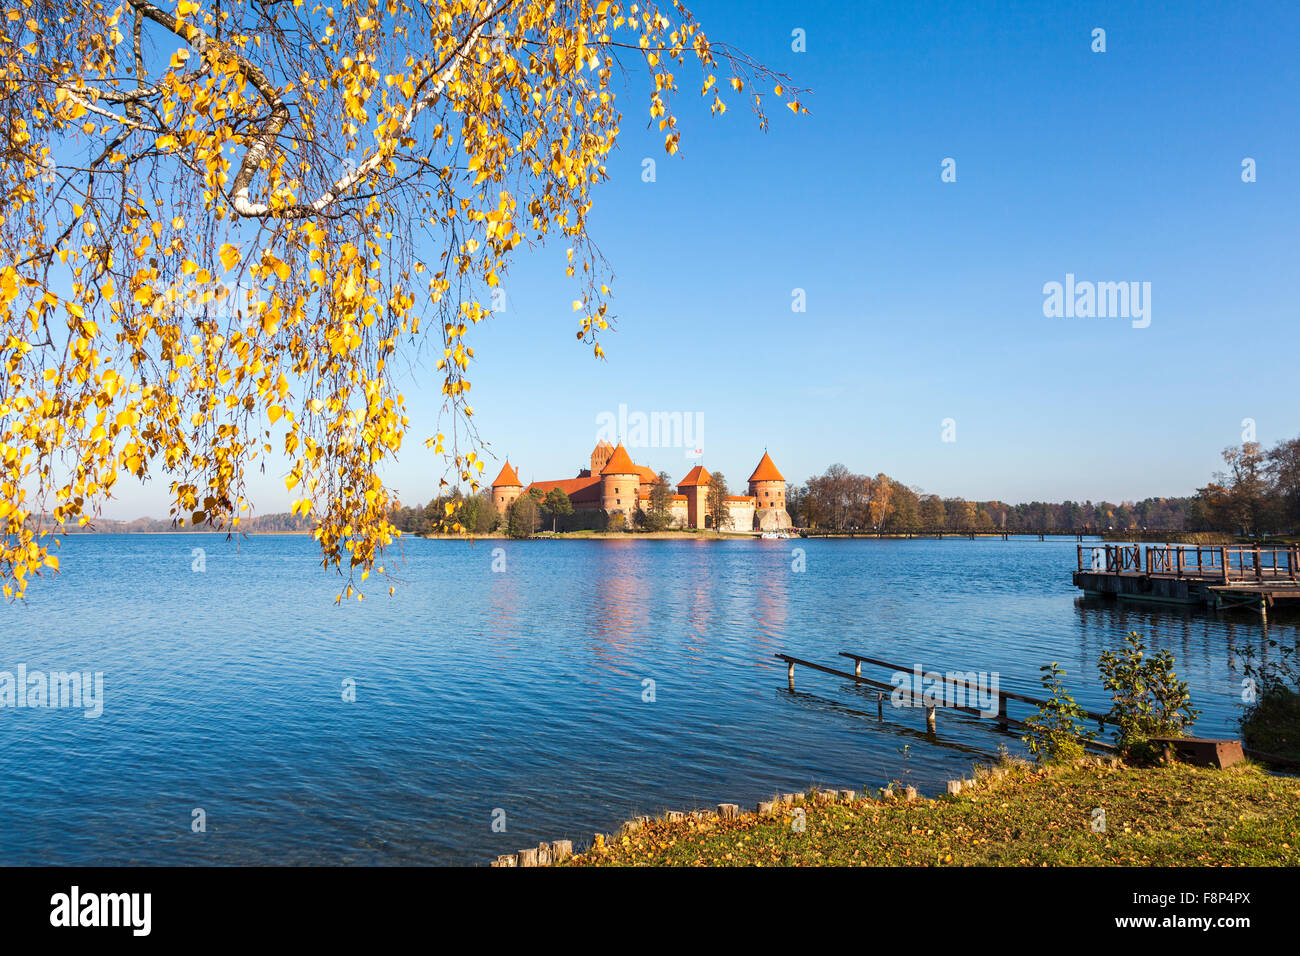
[1097,632,1199,754]
[1022,662,1095,763]
[1236,637,1300,761]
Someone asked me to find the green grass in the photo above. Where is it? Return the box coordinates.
[563,759,1300,866]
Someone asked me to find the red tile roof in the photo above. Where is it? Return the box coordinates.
[601,442,639,475]
[525,476,602,504]
[491,461,521,487]
[677,464,711,487]
[747,452,785,483]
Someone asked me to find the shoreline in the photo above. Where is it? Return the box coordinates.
[496,757,1300,868]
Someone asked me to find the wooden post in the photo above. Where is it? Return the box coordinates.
[925,705,936,734]
[517,847,539,867]
[1254,545,1262,582]
[996,693,1009,728]
[552,840,573,862]
[787,660,795,691]
[717,803,739,820]
[854,658,861,678]
[1220,546,1229,584]
[877,692,884,720]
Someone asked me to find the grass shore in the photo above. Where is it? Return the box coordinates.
[562,759,1299,867]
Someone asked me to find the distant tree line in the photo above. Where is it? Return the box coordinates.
[786,464,1192,533]
[387,485,590,538]
[46,511,317,533]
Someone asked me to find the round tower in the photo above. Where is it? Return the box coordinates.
[748,451,791,530]
[491,461,523,515]
[599,443,641,525]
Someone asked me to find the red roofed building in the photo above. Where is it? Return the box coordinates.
[490,442,790,531]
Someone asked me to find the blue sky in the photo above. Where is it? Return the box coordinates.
[108,0,1300,517]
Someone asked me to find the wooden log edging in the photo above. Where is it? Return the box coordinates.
[486,756,1134,866]
[485,781,931,866]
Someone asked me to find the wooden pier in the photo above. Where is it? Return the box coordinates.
[1073,544,1300,617]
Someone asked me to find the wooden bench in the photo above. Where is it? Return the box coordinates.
[1147,736,1244,769]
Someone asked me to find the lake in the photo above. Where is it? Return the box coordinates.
[0,534,1293,865]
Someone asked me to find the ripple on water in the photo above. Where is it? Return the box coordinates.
[1,534,1293,864]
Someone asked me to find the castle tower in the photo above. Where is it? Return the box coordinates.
[491,461,523,515]
[748,451,791,531]
[599,443,641,526]
[590,440,614,477]
[677,464,711,529]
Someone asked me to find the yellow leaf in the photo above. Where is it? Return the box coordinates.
[219,244,241,271]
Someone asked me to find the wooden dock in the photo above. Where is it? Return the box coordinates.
[1073,544,1300,617]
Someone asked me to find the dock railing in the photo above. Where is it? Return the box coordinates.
[774,651,1117,752]
[1077,543,1299,583]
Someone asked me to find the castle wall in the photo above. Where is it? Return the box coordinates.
[755,508,793,531]
[494,487,521,514]
[601,471,640,526]
[723,499,755,531]
[669,499,689,527]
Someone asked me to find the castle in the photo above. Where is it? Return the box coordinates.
[491,441,792,531]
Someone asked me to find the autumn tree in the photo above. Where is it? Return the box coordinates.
[918,493,943,528]
[883,480,918,533]
[640,469,673,531]
[0,0,804,599]
[944,497,976,530]
[865,472,893,530]
[705,470,732,533]
[1266,437,1300,531]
